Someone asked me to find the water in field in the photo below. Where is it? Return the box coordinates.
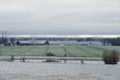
[0,61,120,80]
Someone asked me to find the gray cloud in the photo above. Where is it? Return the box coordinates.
[0,0,120,34]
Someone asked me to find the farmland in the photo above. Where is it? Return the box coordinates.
[0,44,120,57]
[0,45,120,80]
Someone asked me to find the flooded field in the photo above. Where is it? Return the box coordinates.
[0,61,120,80]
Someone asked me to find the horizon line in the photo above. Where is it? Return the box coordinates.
[2,34,120,38]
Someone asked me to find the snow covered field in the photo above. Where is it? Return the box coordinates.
[0,61,120,80]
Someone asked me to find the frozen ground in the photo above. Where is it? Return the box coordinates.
[0,61,120,80]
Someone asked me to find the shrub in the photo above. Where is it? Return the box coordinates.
[9,55,15,61]
[102,50,119,64]
[46,52,55,56]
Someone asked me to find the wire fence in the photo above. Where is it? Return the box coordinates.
[0,56,107,64]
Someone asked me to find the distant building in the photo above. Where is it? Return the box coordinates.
[44,40,49,45]
[16,40,49,46]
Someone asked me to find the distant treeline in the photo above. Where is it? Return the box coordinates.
[103,38,120,46]
[0,37,16,46]
[0,37,120,46]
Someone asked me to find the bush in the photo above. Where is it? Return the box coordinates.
[9,55,15,62]
[102,50,119,64]
[46,52,56,56]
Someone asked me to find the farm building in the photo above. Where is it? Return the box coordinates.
[16,40,49,46]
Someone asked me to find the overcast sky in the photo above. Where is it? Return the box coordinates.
[0,0,120,35]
